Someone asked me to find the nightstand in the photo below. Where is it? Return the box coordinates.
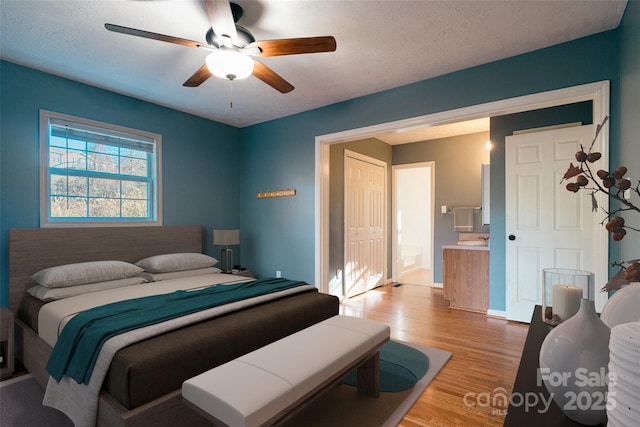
[0,306,14,379]
[233,270,255,278]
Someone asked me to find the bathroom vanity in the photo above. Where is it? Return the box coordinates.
[442,236,489,313]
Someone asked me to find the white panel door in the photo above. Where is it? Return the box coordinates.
[344,152,386,298]
[505,124,600,322]
[345,155,367,297]
[366,160,385,289]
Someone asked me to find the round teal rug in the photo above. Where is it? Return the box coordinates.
[343,340,430,392]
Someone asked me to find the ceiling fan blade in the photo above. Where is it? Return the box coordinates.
[183,64,213,87]
[252,60,294,94]
[203,0,238,42]
[248,36,336,57]
[105,23,203,48]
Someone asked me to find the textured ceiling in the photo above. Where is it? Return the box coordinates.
[1,1,627,134]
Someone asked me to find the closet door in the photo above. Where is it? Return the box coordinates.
[344,152,386,298]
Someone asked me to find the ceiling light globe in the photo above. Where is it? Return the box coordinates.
[206,51,254,81]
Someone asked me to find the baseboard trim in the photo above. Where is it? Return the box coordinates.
[486,309,506,318]
[430,283,443,289]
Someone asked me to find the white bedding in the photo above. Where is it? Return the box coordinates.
[38,273,253,348]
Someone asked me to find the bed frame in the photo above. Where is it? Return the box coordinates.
[9,226,214,427]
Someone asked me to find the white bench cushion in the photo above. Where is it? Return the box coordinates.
[183,361,295,427]
[182,315,390,427]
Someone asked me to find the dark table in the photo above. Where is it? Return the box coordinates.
[503,305,606,426]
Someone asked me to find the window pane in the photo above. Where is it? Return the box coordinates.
[50,174,67,195]
[89,197,120,217]
[49,147,67,168]
[66,150,87,170]
[122,199,147,217]
[68,176,88,196]
[87,151,119,174]
[122,181,147,199]
[121,156,147,177]
[51,175,88,197]
[89,178,120,198]
[50,148,88,170]
[51,196,87,217]
[50,135,68,148]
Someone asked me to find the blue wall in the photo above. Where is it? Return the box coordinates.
[241,30,621,311]
[0,61,242,306]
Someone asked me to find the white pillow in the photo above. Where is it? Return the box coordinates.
[32,260,144,288]
[139,267,222,282]
[28,277,148,302]
[136,253,218,273]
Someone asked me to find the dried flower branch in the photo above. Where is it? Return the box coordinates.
[560,115,640,291]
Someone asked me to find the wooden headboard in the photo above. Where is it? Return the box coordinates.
[8,226,202,314]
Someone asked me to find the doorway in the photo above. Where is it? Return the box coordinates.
[316,81,609,315]
[393,162,434,285]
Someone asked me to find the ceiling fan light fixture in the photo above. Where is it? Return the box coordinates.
[206,50,254,81]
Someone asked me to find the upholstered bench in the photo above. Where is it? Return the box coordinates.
[182,315,390,427]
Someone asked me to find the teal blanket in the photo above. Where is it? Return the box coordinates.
[46,278,308,384]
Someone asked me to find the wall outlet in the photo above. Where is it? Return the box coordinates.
[276,270,281,278]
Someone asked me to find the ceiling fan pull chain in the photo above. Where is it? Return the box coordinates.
[229,79,233,109]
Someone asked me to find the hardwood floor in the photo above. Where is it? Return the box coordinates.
[340,284,529,426]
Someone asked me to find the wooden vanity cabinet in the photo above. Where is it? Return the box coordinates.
[443,248,489,312]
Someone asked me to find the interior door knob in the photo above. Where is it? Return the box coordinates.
[508,235,516,241]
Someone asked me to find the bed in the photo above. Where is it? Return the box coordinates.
[9,226,339,427]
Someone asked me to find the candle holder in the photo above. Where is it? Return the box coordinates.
[542,268,594,326]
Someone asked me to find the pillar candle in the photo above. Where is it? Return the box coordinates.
[552,285,584,322]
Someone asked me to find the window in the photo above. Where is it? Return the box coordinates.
[40,110,162,226]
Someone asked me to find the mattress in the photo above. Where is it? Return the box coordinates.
[18,285,339,409]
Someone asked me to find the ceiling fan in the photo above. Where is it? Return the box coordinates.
[105,0,336,94]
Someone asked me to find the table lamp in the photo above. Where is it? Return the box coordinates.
[213,229,240,273]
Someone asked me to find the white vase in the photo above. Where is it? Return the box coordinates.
[601,283,640,328]
[539,298,611,425]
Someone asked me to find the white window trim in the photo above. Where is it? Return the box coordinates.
[39,109,163,227]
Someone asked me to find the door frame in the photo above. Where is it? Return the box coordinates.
[391,162,435,284]
[315,81,609,310]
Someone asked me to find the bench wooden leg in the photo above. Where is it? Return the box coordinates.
[357,351,380,397]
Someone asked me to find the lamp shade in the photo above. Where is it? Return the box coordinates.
[213,229,240,246]
[206,51,254,80]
